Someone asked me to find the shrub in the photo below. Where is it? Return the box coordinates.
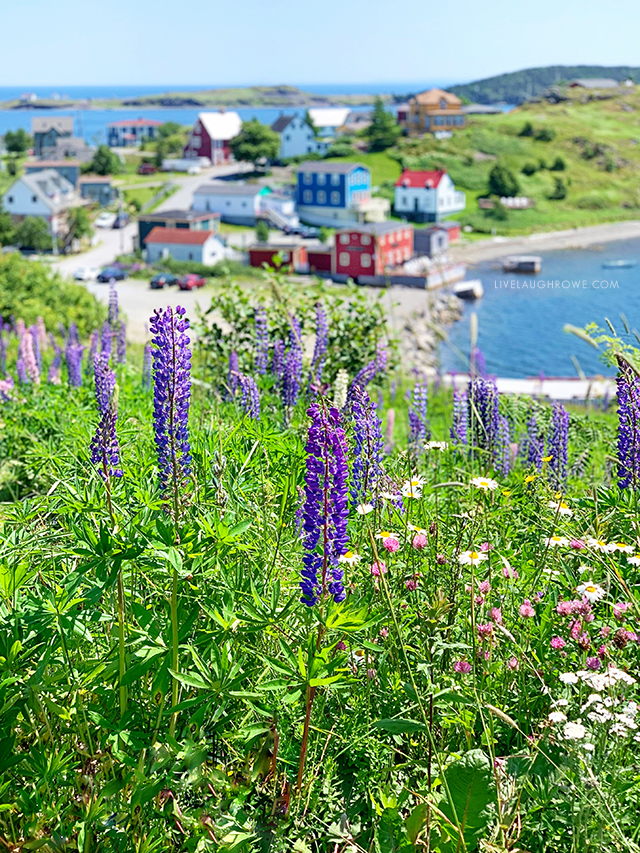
[14,217,53,252]
[521,162,538,176]
[534,127,556,142]
[575,191,615,209]
[518,121,534,137]
[255,219,269,243]
[488,163,520,197]
[325,141,355,158]
[548,177,568,200]
[549,156,566,171]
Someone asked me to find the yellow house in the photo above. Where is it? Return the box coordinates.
[404,88,465,136]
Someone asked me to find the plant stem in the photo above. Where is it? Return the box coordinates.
[295,682,317,796]
[169,565,179,737]
[117,566,127,715]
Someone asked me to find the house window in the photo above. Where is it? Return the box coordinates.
[330,191,340,205]
[440,98,447,109]
[303,190,312,203]
[317,173,326,185]
[331,174,340,186]
[285,134,290,141]
[317,190,326,204]
[339,234,350,245]
[242,202,247,207]
[226,201,231,206]
[189,252,193,260]
[361,235,371,245]
[339,252,350,266]
[361,253,371,267]
[7,196,12,203]
[32,195,38,203]
[303,172,312,185]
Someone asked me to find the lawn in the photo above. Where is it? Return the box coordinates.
[323,149,402,186]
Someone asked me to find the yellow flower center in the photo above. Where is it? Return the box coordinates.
[586,586,596,593]
[524,475,535,483]
[560,502,569,509]
[344,551,353,559]
[469,551,480,560]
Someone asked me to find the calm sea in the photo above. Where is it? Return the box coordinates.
[440,238,640,379]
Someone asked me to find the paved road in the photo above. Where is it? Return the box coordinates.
[156,162,253,212]
[51,223,138,279]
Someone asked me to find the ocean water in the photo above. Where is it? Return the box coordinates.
[441,238,640,379]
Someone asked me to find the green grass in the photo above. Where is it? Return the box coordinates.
[322,150,402,186]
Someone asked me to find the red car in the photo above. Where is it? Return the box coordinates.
[178,273,206,291]
[137,163,157,175]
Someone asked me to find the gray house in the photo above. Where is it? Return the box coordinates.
[32,117,74,157]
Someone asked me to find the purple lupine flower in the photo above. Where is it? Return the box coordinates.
[142,343,152,390]
[16,319,26,339]
[408,377,429,451]
[451,385,468,445]
[616,355,640,489]
[90,352,123,480]
[350,341,387,396]
[389,379,397,402]
[57,322,67,342]
[300,403,349,606]
[108,282,119,326]
[115,321,127,364]
[523,414,544,470]
[350,386,383,507]
[271,339,285,378]
[495,415,511,476]
[0,375,14,401]
[65,341,84,387]
[227,350,239,400]
[0,328,6,376]
[68,323,79,345]
[87,330,99,374]
[47,335,62,385]
[547,402,569,489]
[29,326,42,371]
[254,306,269,375]
[309,302,328,391]
[467,377,499,455]
[282,316,303,416]
[36,316,47,351]
[16,358,28,385]
[239,373,260,419]
[20,331,40,385]
[149,306,192,512]
[100,320,112,357]
[472,346,488,379]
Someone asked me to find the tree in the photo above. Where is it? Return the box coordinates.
[548,177,568,200]
[0,207,14,247]
[64,207,93,250]
[89,145,121,176]
[521,162,537,176]
[14,217,53,252]
[229,120,280,168]
[550,156,566,171]
[158,122,183,139]
[255,219,269,243]
[365,97,401,152]
[4,129,31,153]
[534,127,556,142]
[518,121,534,137]
[488,164,520,197]
[304,110,318,137]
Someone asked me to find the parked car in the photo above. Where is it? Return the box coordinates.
[284,224,320,238]
[112,213,130,229]
[97,267,128,283]
[137,163,157,175]
[94,211,116,228]
[73,266,101,281]
[150,273,179,290]
[178,273,206,291]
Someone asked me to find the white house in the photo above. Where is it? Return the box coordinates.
[144,227,226,265]
[191,183,271,225]
[2,169,82,236]
[271,114,326,160]
[394,170,466,223]
[307,108,351,138]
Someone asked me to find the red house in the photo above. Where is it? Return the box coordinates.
[248,243,308,272]
[333,222,414,279]
[308,246,333,273]
[183,111,242,165]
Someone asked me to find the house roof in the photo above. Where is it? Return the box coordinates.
[26,160,80,169]
[196,111,242,141]
[108,118,163,127]
[271,115,296,132]
[337,221,413,236]
[78,175,112,184]
[145,227,215,245]
[297,160,367,175]
[570,78,619,89]
[193,182,268,196]
[139,208,220,221]
[411,88,462,107]
[12,169,79,212]
[395,170,446,188]
[31,116,74,134]
[308,107,351,128]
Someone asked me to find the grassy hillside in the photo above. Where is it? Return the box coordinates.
[389,87,640,235]
[450,65,640,104]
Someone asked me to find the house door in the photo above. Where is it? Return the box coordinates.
[414,198,419,212]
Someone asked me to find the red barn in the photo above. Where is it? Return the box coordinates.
[333,222,414,279]
[248,243,308,272]
[183,111,242,165]
[308,246,333,273]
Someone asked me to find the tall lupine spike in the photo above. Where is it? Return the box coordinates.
[116,321,127,364]
[349,340,387,397]
[0,375,14,401]
[108,282,119,326]
[226,351,239,400]
[471,346,488,379]
[0,328,6,376]
[100,320,112,357]
[282,316,303,421]
[16,318,26,339]
[29,326,42,371]
[65,340,84,387]
[90,352,123,481]
[87,329,99,374]
[300,403,349,606]
[238,373,260,419]
[495,415,511,476]
[523,414,544,470]
[142,343,152,390]
[16,357,28,385]
[309,302,328,391]
[333,369,349,410]
[271,339,285,378]
[68,323,79,345]
[149,306,192,515]
[254,306,269,375]
[47,335,62,385]
[408,377,429,451]
[616,355,640,490]
[547,402,569,489]
[467,376,499,455]
[350,386,383,508]
[36,316,47,350]
[20,331,40,385]
[450,385,468,445]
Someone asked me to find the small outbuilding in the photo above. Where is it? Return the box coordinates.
[144,227,226,266]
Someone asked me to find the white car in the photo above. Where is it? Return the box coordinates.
[94,212,116,228]
[74,266,101,281]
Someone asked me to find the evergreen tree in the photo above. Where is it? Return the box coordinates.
[365,97,401,152]
[229,120,279,168]
[89,145,122,176]
[488,164,520,197]
[4,129,31,153]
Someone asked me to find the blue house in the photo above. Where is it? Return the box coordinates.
[25,160,81,187]
[296,161,371,227]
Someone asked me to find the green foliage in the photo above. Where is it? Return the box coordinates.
[89,144,122,176]
[550,156,567,171]
[255,219,269,243]
[13,216,52,252]
[318,226,331,244]
[64,206,93,249]
[325,141,355,157]
[157,121,183,139]
[438,750,497,851]
[535,127,556,142]
[0,253,104,334]
[0,206,14,246]
[488,163,520,197]
[229,119,280,166]
[519,121,534,137]
[6,158,17,177]
[365,96,401,152]
[548,177,568,199]
[304,109,318,136]
[4,128,31,153]
[521,162,538,175]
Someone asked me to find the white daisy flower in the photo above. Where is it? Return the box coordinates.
[562,721,587,740]
[544,535,570,548]
[559,672,579,684]
[380,490,401,502]
[458,550,488,566]
[349,648,366,667]
[608,541,635,554]
[627,554,640,566]
[408,523,428,536]
[338,551,361,566]
[577,581,605,603]
[582,743,595,752]
[548,711,567,723]
[376,530,399,542]
[470,476,499,492]
[548,500,573,517]
[425,440,448,451]
[402,477,425,499]
[356,503,374,515]
[587,537,610,552]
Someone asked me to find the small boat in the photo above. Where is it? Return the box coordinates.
[602,259,637,269]
[502,255,542,273]
[453,279,484,300]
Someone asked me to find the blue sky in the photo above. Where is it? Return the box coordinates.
[2,0,638,87]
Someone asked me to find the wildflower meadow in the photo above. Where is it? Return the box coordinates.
[1,263,639,853]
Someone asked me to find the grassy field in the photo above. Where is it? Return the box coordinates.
[323,150,402,186]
